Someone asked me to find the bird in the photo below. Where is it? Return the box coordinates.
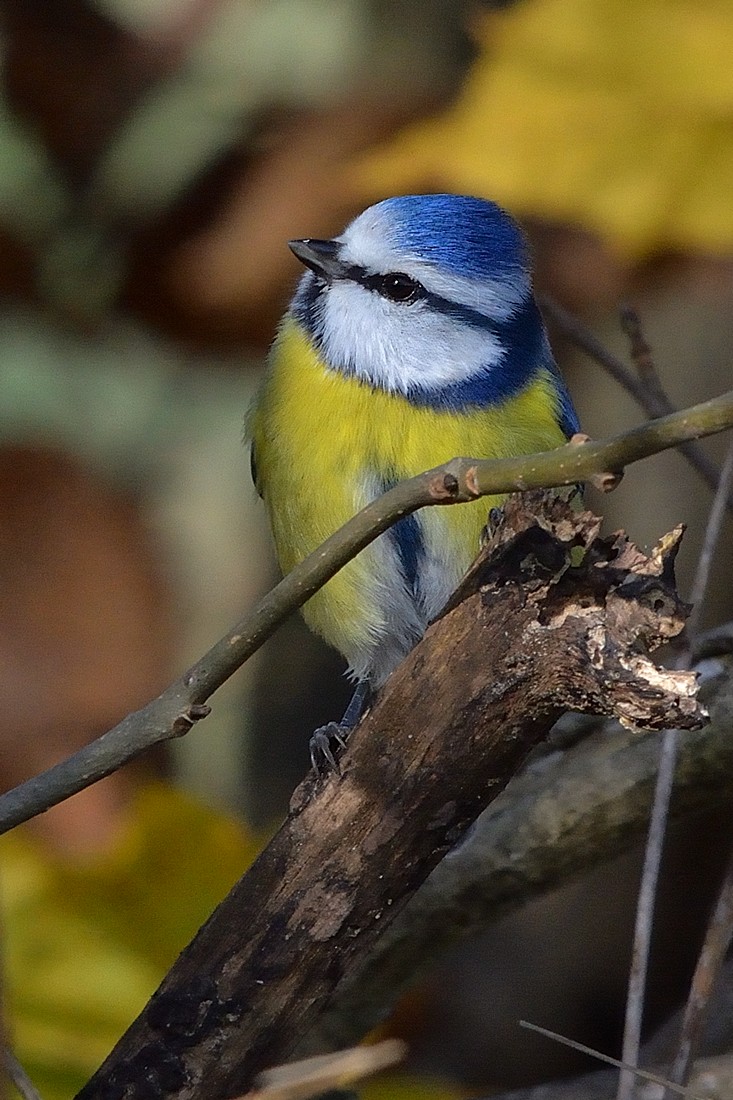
[249,193,579,765]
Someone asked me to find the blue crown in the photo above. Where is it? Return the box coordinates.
[375,194,529,280]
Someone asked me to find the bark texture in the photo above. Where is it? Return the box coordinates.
[76,491,704,1100]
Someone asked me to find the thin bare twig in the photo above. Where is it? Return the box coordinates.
[3,1050,43,1100]
[615,308,733,1100]
[616,307,681,1100]
[615,309,733,1100]
[620,304,671,409]
[539,296,651,405]
[687,434,733,639]
[520,1022,703,1100]
[616,728,679,1100]
[0,393,732,835]
[618,305,733,638]
[648,436,733,1096]
[540,296,733,513]
[664,847,733,1097]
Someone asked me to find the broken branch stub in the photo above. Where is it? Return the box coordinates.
[76,491,704,1100]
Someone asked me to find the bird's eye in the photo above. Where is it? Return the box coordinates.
[375,272,424,304]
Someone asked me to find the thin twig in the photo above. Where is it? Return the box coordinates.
[539,296,651,405]
[615,317,733,1100]
[687,434,733,640]
[664,846,733,1097]
[520,1022,703,1100]
[616,728,679,1100]
[0,393,732,834]
[619,304,670,408]
[3,1049,43,1100]
[540,296,733,513]
[616,307,685,1100]
[653,441,733,1096]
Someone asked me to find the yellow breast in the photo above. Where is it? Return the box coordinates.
[249,317,568,680]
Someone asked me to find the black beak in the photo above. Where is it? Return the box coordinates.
[288,238,346,280]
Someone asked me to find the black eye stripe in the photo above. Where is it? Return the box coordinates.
[345,264,426,304]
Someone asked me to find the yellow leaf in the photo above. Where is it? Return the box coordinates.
[353,0,733,257]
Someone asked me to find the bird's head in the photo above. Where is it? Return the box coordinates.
[288,194,546,407]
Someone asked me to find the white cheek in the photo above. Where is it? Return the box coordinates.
[339,216,528,321]
[321,283,501,394]
[407,263,527,320]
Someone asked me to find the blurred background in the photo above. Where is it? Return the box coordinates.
[1,0,733,1096]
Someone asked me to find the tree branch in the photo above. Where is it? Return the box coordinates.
[75,491,704,1100]
[300,644,733,1056]
[0,392,730,834]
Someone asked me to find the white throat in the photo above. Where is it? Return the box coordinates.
[319,281,506,394]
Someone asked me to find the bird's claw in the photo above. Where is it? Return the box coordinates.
[480,504,506,546]
[309,722,351,773]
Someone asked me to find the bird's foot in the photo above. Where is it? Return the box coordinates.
[309,722,351,773]
[309,680,370,774]
[481,504,506,547]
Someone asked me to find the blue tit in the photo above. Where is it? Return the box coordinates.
[250,193,579,736]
